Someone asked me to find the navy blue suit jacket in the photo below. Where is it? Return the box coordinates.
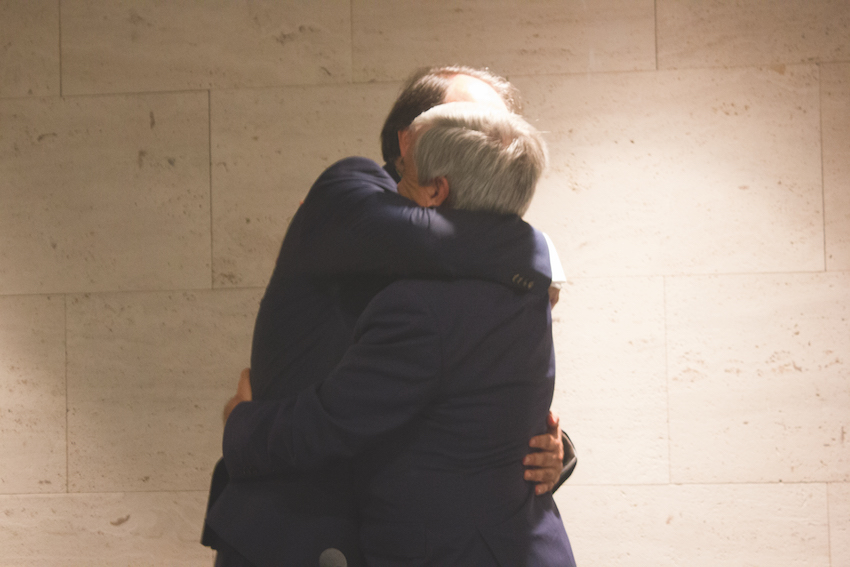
[224,279,575,566]
[204,157,553,566]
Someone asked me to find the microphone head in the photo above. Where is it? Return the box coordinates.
[319,547,347,567]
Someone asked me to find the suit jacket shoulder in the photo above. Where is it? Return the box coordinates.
[285,157,553,292]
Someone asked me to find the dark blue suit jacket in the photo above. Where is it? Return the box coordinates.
[224,279,575,566]
[204,157,554,566]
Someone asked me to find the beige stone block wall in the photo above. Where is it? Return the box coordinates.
[1,0,847,564]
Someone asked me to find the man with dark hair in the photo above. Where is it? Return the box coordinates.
[380,65,575,482]
[379,65,522,178]
[203,67,573,567]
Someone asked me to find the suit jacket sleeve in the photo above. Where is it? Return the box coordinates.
[292,157,552,295]
[223,283,441,478]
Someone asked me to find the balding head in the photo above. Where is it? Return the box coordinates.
[379,66,522,169]
[444,74,508,111]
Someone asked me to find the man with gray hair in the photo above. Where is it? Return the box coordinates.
[404,102,546,216]
[223,103,575,565]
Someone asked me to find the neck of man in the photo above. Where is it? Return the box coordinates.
[396,174,419,203]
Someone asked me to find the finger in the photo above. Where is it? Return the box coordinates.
[528,433,557,450]
[547,410,560,430]
[524,468,557,483]
[548,286,560,309]
[524,452,560,468]
[238,368,253,401]
[222,395,240,424]
[524,468,558,485]
[535,482,555,495]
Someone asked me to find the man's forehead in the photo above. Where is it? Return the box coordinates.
[443,74,508,111]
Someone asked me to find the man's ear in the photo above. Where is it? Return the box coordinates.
[397,129,412,158]
[427,176,450,207]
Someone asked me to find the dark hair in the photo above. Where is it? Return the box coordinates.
[379,66,523,166]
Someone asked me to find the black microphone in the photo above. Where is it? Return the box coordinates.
[318,547,347,567]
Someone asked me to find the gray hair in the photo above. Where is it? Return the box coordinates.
[410,102,547,216]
